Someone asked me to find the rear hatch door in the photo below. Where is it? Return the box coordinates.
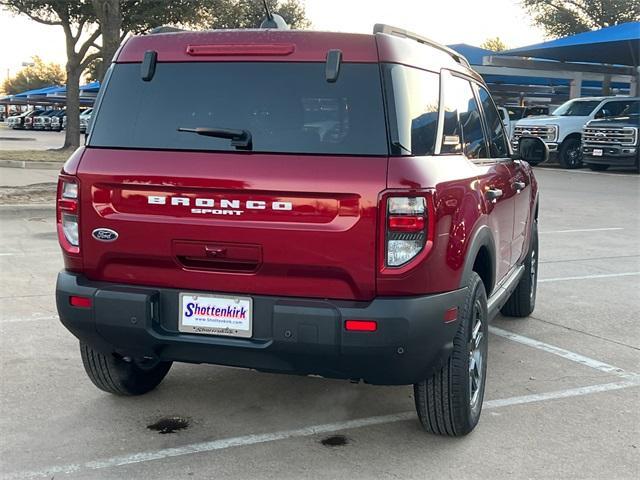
[80,54,388,301]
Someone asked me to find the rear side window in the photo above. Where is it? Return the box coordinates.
[89,62,388,156]
[383,64,440,156]
[477,86,509,158]
[441,75,487,159]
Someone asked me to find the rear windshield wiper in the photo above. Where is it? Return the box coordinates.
[177,127,252,150]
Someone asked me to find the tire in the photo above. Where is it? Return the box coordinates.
[80,342,172,396]
[501,220,538,317]
[588,164,609,171]
[559,137,583,169]
[413,272,488,436]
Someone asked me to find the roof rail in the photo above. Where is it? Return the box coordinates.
[373,24,471,68]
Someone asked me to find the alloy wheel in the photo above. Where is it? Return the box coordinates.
[468,301,485,409]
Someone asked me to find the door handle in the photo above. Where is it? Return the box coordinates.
[485,188,503,203]
[512,181,526,192]
[205,246,227,258]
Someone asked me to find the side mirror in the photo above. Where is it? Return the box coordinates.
[516,136,548,164]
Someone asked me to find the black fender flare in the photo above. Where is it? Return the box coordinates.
[458,224,497,295]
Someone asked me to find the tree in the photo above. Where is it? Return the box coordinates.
[1,0,310,148]
[1,0,101,150]
[205,0,311,29]
[522,0,640,38]
[480,37,508,52]
[93,0,217,81]
[94,0,310,80]
[2,56,65,95]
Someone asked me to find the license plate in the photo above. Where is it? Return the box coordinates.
[593,148,603,156]
[179,293,252,338]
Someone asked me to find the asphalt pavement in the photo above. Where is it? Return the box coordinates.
[0,167,638,479]
[0,127,65,151]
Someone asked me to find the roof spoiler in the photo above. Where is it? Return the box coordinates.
[373,24,470,68]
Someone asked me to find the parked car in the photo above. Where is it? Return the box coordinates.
[22,109,45,130]
[582,110,639,172]
[33,109,58,130]
[79,108,93,133]
[55,23,544,436]
[499,105,550,143]
[50,109,66,132]
[512,96,640,168]
[7,112,27,129]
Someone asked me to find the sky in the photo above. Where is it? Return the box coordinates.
[0,0,545,81]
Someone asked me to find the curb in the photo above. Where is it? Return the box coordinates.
[0,159,63,170]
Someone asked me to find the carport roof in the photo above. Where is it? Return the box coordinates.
[447,44,496,66]
[13,85,62,98]
[501,21,640,66]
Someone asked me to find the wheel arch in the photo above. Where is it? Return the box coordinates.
[559,132,581,148]
[459,225,496,297]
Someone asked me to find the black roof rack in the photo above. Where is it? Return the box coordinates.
[373,24,471,68]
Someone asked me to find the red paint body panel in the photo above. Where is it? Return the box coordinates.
[117,30,379,63]
[382,156,482,295]
[383,155,537,296]
[76,148,387,301]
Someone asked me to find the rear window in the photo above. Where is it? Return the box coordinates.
[89,62,388,156]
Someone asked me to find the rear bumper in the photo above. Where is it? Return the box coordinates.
[56,271,467,385]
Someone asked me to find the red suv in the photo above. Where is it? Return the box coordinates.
[56,24,545,436]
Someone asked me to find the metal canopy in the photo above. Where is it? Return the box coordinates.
[1,82,101,106]
[501,22,640,66]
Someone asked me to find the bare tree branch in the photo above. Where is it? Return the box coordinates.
[78,27,102,58]
[80,52,102,71]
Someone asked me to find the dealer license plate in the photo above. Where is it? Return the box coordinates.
[592,148,603,156]
[179,293,252,338]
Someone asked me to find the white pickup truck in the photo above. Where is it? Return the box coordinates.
[498,105,549,140]
[512,96,640,168]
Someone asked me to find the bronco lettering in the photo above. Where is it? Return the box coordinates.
[146,195,292,214]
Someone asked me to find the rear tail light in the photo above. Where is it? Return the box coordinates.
[385,196,429,267]
[57,177,80,254]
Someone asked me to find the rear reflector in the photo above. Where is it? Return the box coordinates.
[345,320,377,332]
[444,307,458,323]
[70,296,92,308]
[186,44,296,56]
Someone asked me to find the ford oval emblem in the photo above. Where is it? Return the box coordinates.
[92,228,118,242]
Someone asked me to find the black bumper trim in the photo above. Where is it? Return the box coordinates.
[56,271,468,385]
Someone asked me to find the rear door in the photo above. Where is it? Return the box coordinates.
[476,84,530,266]
[80,60,389,301]
[440,72,514,281]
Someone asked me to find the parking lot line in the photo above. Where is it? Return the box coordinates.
[0,314,58,324]
[540,227,624,234]
[538,271,640,283]
[5,378,639,480]
[489,327,630,377]
[0,250,60,257]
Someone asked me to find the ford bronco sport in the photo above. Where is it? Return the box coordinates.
[55,24,545,436]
